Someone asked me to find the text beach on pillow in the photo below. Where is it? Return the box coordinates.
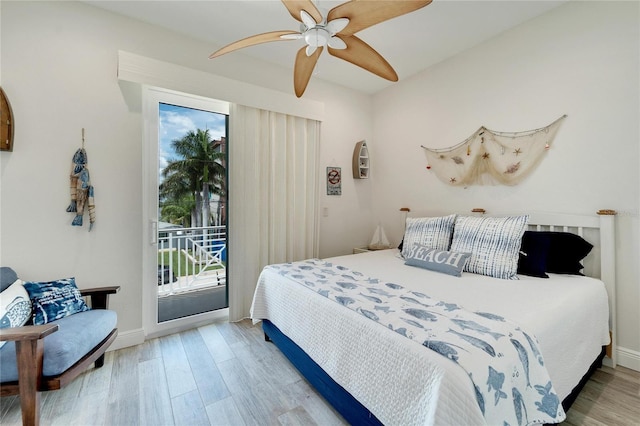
[421,115,567,186]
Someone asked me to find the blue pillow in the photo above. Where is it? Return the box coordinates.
[518,231,551,278]
[23,277,90,325]
[404,244,471,277]
[0,267,19,292]
[544,232,593,275]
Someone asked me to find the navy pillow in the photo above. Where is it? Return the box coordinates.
[518,231,551,278]
[23,277,90,325]
[517,231,593,277]
[545,232,593,275]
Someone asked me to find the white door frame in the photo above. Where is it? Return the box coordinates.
[142,85,229,339]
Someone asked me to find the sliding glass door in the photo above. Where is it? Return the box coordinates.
[143,87,229,337]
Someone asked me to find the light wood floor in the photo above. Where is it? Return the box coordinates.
[1,320,638,426]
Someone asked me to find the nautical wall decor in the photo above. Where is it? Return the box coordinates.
[421,115,567,186]
[66,129,96,230]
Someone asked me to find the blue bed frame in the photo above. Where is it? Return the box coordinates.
[262,320,382,425]
[262,319,605,425]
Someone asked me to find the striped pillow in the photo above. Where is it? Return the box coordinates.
[450,215,529,280]
[401,214,457,258]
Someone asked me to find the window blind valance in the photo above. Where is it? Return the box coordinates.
[117,50,324,122]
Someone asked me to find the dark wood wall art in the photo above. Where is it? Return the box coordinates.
[1,87,15,152]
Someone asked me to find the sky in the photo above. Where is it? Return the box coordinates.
[158,103,227,174]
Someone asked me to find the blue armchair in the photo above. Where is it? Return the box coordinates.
[0,267,119,426]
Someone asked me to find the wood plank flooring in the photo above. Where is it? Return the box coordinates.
[1,319,638,425]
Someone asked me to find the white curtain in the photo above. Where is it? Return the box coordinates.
[228,104,320,321]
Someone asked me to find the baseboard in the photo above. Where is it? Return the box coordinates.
[108,328,145,351]
[617,346,640,371]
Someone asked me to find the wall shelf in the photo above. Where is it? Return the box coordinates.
[352,140,369,179]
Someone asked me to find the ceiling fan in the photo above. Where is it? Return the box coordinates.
[209,0,432,97]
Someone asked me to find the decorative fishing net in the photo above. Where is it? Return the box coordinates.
[422,115,567,186]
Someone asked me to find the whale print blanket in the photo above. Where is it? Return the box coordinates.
[266,259,566,426]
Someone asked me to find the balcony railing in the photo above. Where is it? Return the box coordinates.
[157,225,226,296]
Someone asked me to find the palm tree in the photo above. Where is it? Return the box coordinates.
[160,194,195,227]
[160,129,226,227]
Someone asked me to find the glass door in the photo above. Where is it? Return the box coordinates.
[143,87,229,337]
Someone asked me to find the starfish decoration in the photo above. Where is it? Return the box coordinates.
[505,162,521,174]
[449,177,457,184]
[482,152,491,159]
[513,148,522,156]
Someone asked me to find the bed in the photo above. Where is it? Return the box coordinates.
[250,211,616,426]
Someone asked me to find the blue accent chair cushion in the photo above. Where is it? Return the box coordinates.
[0,309,117,382]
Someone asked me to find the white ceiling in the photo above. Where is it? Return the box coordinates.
[85,0,568,94]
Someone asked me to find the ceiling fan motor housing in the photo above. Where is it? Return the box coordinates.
[304,27,330,48]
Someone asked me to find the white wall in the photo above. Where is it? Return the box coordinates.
[372,1,639,369]
[0,1,373,339]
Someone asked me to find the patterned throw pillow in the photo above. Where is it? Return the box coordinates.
[451,215,529,280]
[23,277,90,325]
[404,245,471,277]
[401,214,457,258]
[0,279,33,349]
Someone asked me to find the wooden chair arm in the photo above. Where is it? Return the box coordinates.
[80,286,120,310]
[79,286,120,297]
[0,324,58,342]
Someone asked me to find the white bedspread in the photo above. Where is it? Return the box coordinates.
[250,249,610,426]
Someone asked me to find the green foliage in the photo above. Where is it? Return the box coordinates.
[159,128,226,227]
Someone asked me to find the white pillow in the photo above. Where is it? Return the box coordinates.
[450,215,529,280]
[0,279,33,349]
[401,214,457,258]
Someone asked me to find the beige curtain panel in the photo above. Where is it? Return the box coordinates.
[228,104,320,321]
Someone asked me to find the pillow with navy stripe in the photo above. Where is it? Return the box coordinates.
[400,214,457,259]
[450,215,529,280]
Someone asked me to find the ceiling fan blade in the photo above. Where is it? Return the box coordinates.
[281,0,323,26]
[294,45,323,97]
[328,0,432,36]
[209,31,300,59]
[328,35,398,81]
